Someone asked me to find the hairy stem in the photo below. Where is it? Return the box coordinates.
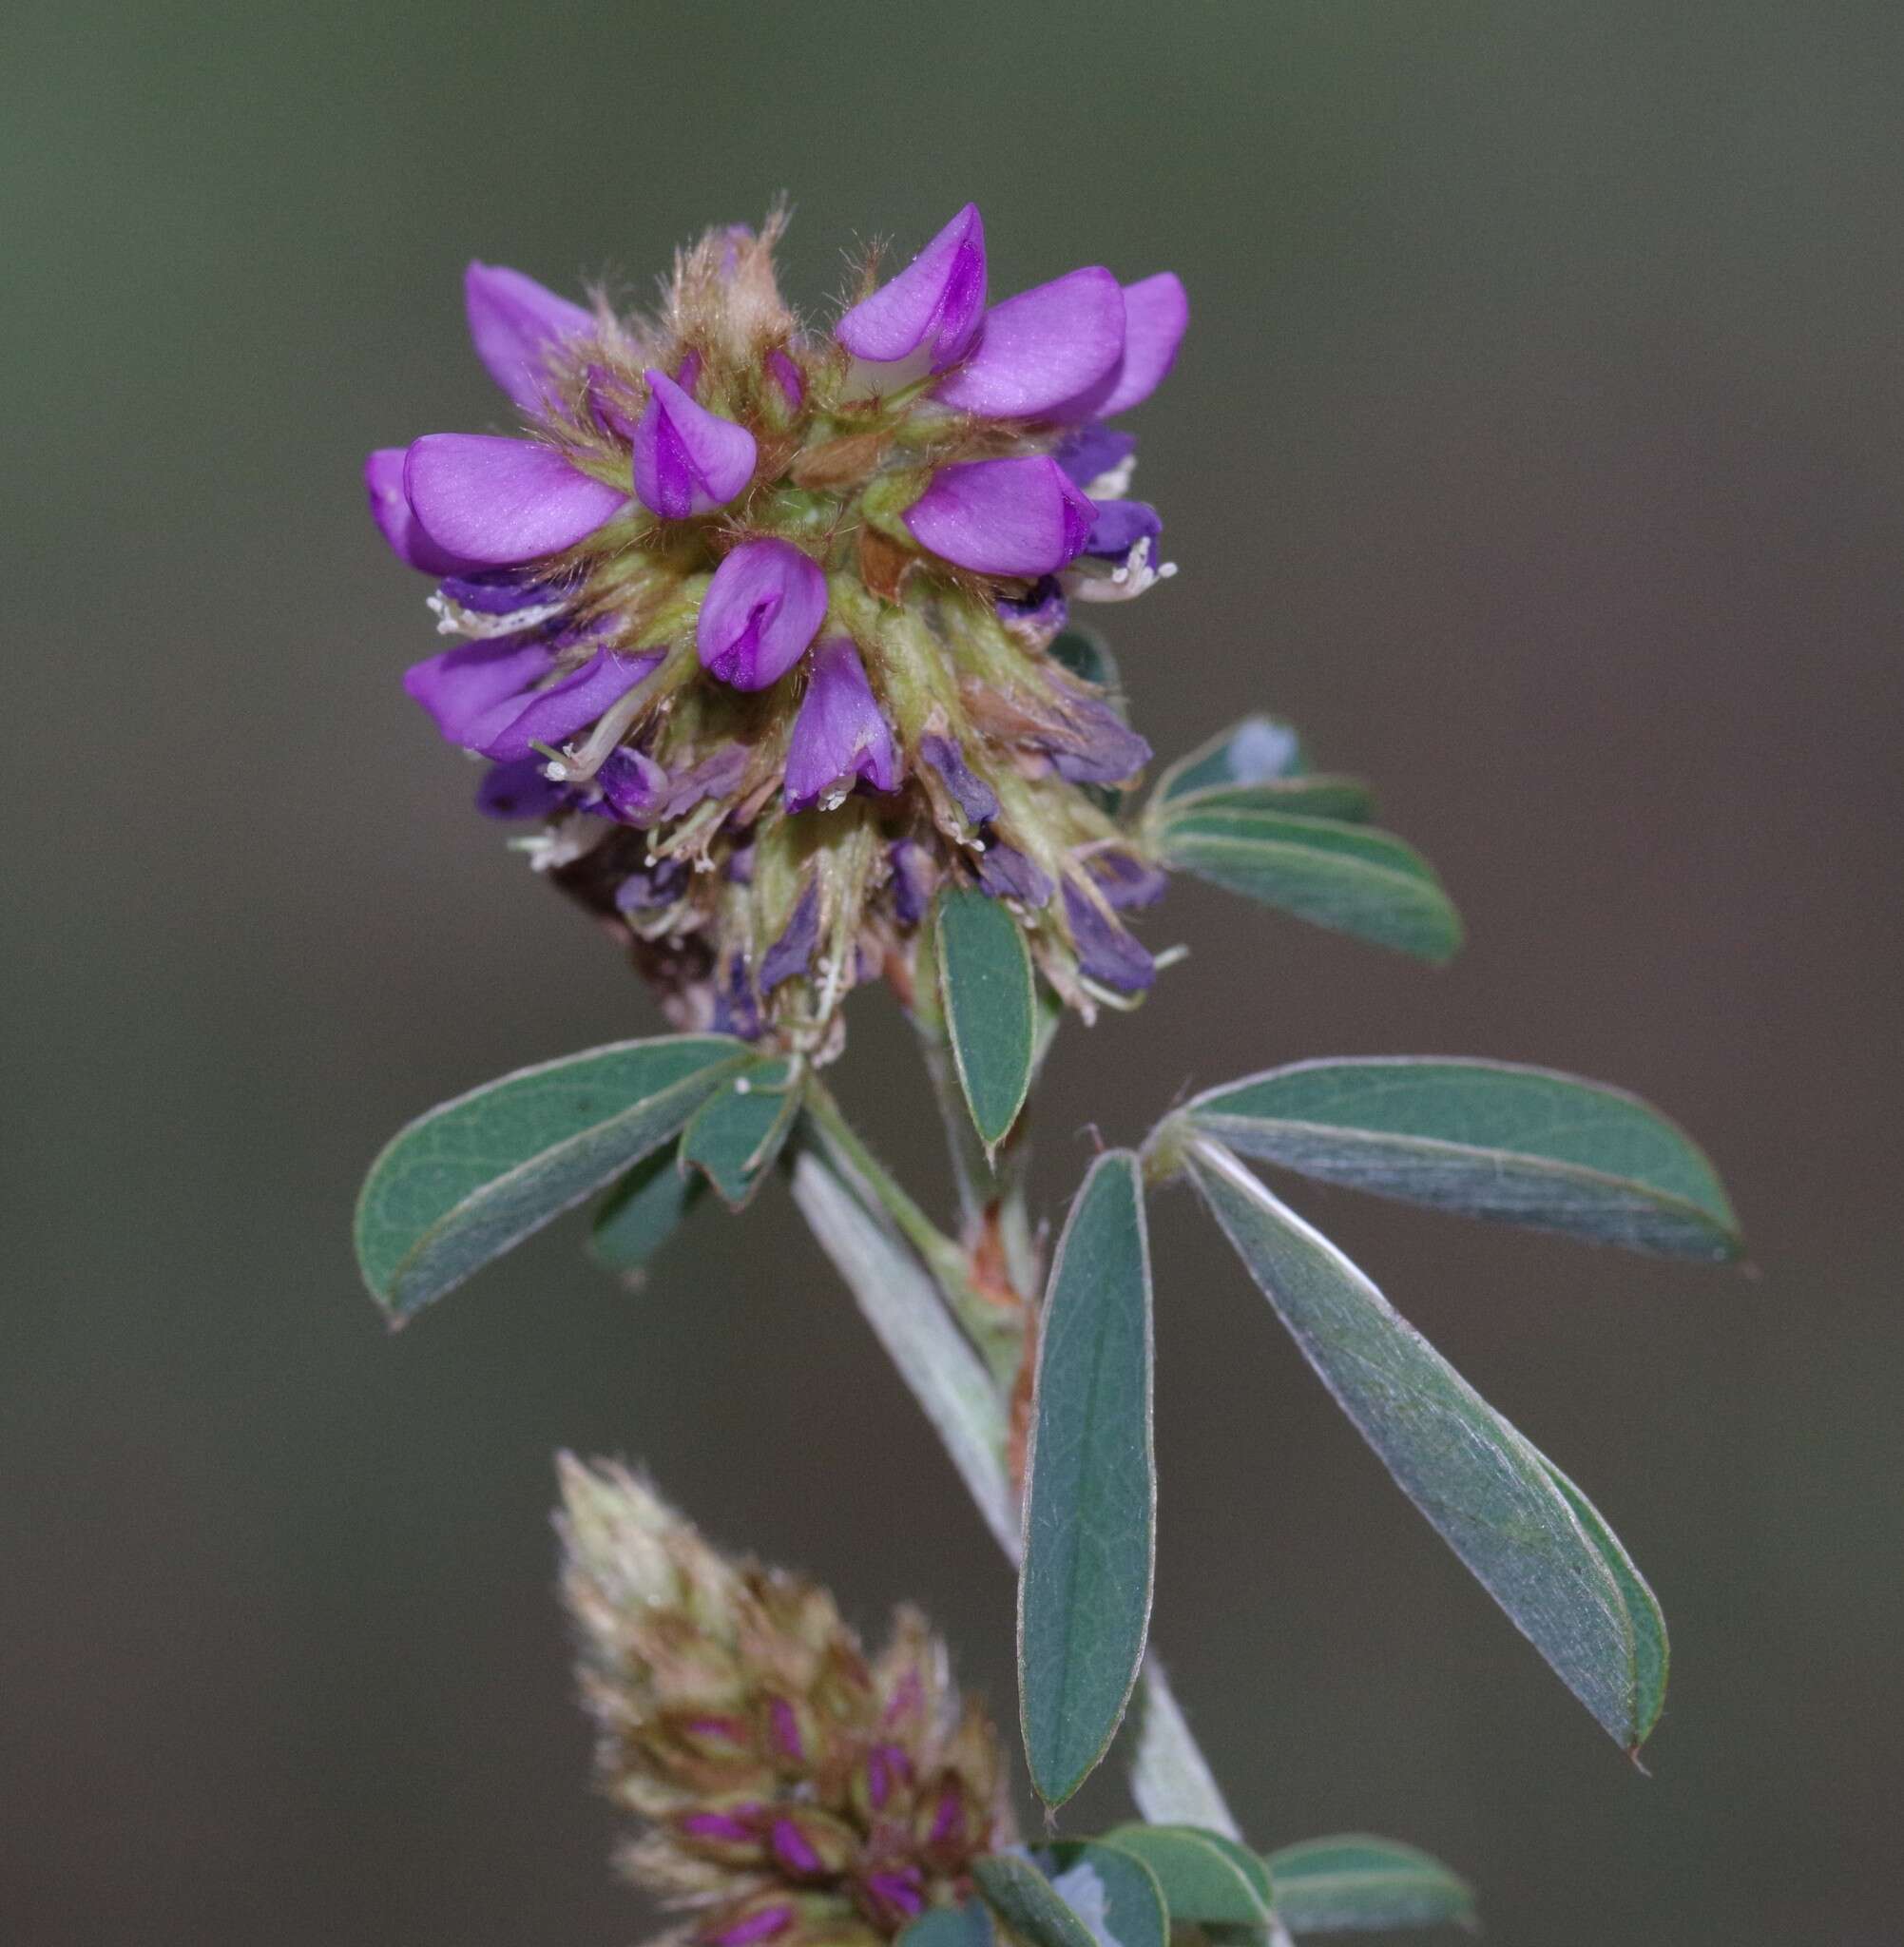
[801,1077,1021,1384]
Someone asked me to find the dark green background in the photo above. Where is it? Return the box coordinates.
[8,3,1900,1940]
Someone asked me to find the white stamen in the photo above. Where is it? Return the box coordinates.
[1071,538,1178,604]
[555,679,658,781]
[427,592,567,640]
[511,813,608,874]
[1080,454,1137,500]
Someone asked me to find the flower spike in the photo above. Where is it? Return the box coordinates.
[366,212,1186,1046]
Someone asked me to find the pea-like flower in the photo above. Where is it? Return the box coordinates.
[558,1461,1012,1947]
[364,206,1188,1047]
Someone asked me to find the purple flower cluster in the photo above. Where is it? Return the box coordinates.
[366,208,1186,1044]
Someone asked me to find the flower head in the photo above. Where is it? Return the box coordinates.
[558,1460,1012,1945]
[366,207,1188,1050]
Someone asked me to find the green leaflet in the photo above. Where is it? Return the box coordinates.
[897,1902,994,1947]
[1104,1825,1272,1926]
[588,1145,705,1280]
[973,1856,1101,1947]
[1265,1836,1475,1935]
[355,1034,747,1320]
[935,887,1038,1157]
[1183,1138,1666,1751]
[1152,715,1308,802]
[1156,808,1461,963]
[678,1057,803,1207]
[1530,1445,1668,1736]
[1020,1152,1156,1807]
[1041,1842,1170,1947]
[1183,1055,1740,1259]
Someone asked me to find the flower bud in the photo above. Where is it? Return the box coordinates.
[634,369,759,517]
[837,203,987,373]
[698,538,829,690]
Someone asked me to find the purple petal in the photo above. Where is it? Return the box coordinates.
[760,881,821,992]
[632,370,758,518]
[1045,693,1153,785]
[1084,499,1163,559]
[1054,424,1138,491]
[436,567,573,616]
[680,1811,757,1845]
[475,757,572,820]
[403,434,627,566]
[888,841,933,926]
[1092,272,1189,416]
[770,1820,823,1878]
[996,574,1068,637]
[975,843,1054,908]
[863,1872,927,1924]
[784,639,900,813]
[711,953,763,1041]
[918,733,999,824]
[661,744,751,819]
[403,634,556,744]
[1086,848,1170,909]
[707,1907,793,1947]
[765,350,805,408]
[836,203,987,370]
[464,260,593,414]
[1064,881,1156,992]
[933,266,1125,418]
[365,447,476,576]
[594,746,669,823]
[586,365,642,443]
[903,456,1095,576]
[697,539,828,691]
[475,646,664,761]
[614,858,688,914]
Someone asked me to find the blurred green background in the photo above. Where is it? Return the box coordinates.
[7,2,1901,1939]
